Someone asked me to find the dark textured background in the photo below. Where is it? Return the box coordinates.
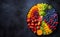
[0,0,60,37]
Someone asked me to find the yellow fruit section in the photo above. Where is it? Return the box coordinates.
[42,21,52,35]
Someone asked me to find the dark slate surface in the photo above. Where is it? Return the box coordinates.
[0,0,60,37]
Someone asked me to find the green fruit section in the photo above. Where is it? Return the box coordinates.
[37,3,52,16]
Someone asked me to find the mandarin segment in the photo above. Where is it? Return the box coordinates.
[37,30,43,35]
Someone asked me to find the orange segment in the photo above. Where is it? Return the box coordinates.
[37,30,42,35]
[27,5,38,18]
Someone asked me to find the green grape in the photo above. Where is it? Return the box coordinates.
[48,5,52,9]
[39,11,46,16]
[41,21,45,27]
[40,26,44,30]
[43,30,46,35]
[41,3,48,10]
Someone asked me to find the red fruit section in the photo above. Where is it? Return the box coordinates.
[27,6,42,34]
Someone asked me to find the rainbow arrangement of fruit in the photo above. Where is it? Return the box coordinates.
[27,3,58,36]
